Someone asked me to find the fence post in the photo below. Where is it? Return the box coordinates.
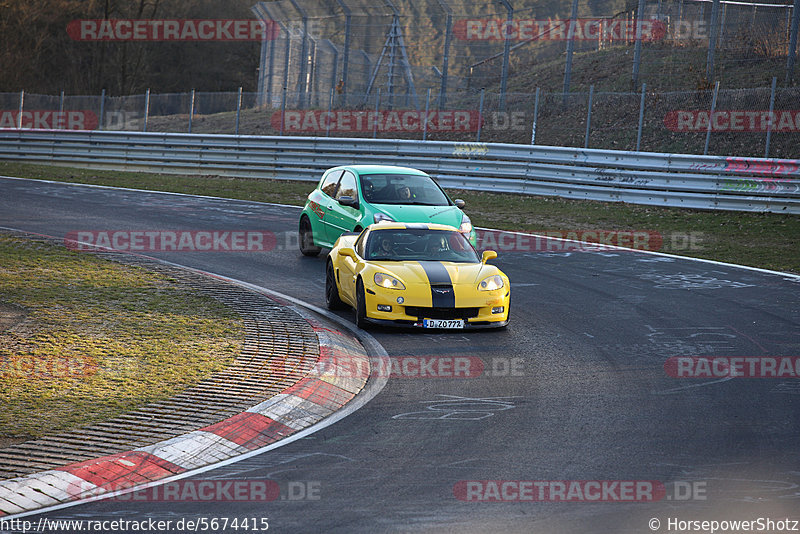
[16,90,24,129]
[235,87,243,135]
[373,88,380,139]
[99,89,106,131]
[423,88,431,141]
[439,7,453,110]
[787,0,800,85]
[143,88,150,132]
[636,83,646,151]
[706,0,721,82]
[280,86,287,136]
[704,81,720,155]
[632,0,646,89]
[327,87,334,137]
[498,0,513,112]
[563,0,579,102]
[58,90,64,130]
[584,85,594,149]
[188,89,195,133]
[765,77,777,158]
[476,88,485,142]
[531,87,540,145]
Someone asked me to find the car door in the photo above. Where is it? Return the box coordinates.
[314,169,344,244]
[325,170,362,242]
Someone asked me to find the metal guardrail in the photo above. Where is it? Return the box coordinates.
[1,130,799,213]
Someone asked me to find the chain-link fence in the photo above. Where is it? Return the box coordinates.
[249,0,799,108]
[2,84,798,158]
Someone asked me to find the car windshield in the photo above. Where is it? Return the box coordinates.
[365,229,480,262]
[360,173,451,206]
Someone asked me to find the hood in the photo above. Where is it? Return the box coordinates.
[373,204,463,228]
[372,261,499,287]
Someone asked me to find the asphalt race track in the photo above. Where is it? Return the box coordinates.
[1,176,799,533]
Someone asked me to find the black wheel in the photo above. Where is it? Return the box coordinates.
[325,261,345,310]
[299,217,321,257]
[354,278,369,329]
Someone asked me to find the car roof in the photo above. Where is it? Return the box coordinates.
[366,222,457,232]
[338,165,429,176]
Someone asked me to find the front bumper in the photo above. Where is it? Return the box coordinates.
[363,284,509,328]
[364,316,509,329]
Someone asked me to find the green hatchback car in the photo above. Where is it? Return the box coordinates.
[298,165,476,256]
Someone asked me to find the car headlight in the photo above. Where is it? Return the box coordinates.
[374,213,395,223]
[478,275,504,291]
[374,272,406,290]
[459,213,473,234]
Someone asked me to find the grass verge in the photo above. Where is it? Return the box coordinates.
[0,231,243,443]
[0,160,797,273]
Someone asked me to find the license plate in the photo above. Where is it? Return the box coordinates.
[422,319,464,329]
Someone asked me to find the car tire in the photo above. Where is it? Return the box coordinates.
[354,278,369,330]
[325,261,345,310]
[299,216,321,257]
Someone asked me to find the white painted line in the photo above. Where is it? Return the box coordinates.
[0,175,304,211]
[476,226,800,281]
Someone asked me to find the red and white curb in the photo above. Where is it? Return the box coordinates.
[0,312,370,517]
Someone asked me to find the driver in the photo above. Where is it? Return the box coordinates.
[429,235,448,255]
[362,179,375,201]
[396,184,412,201]
[372,235,396,258]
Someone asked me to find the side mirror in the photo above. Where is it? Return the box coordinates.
[454,199,466,209]
[339,247,357,259]
[482,250,497,264]
[338,196,359,208]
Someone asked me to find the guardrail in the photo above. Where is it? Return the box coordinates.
[1,130,798,213]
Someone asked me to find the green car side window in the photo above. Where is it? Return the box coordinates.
[320,170,344,198]
[336,171,357,200]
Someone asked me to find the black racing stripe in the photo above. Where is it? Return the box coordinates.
[418,261,455,308]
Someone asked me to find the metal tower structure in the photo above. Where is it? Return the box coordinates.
[363,2,419,109]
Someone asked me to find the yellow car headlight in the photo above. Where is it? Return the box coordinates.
[374,272,406,290]
[478,274,504,291]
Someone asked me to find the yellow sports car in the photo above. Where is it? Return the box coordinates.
[325,223,510,329]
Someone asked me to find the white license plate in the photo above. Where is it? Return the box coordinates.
[423,319,464,329]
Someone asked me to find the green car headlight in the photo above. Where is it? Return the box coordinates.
[374,272,406,290]
[478,275,504,291]
[459,213,473,234]
[374,213,395,223]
